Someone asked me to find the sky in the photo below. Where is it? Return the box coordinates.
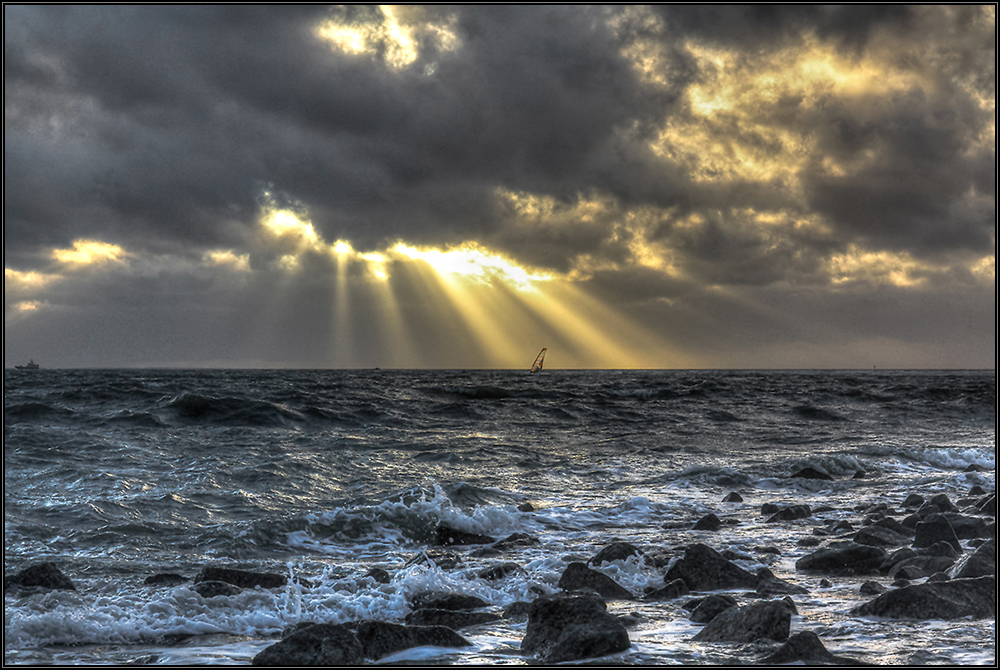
[4,5,996,370]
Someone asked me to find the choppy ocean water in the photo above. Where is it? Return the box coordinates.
[3,368,995,665]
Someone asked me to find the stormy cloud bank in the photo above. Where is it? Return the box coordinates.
[5,6,995,369]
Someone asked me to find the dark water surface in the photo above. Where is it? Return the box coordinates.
[4,369,996,664]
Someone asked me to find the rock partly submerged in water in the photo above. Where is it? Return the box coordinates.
[760,631,869,665]
[558,562,634,600]
[948,539,995,579]
[687,594,738,623]
[4,562,76,592]
[404,608,501,629]
[253,620,472,665]
[851,576,996,620]
[755,567,809,597]
[795,541,887,575]
[664,543,757,591]
[521,591,630,664]
[691,598,794,643]
[643,578,689,601]
[588,541,644,566]
[195,565,286,589]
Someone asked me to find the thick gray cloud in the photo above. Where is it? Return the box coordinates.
[4,5,995,368]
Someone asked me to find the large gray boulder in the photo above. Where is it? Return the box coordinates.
[252,623,364,666]
[558,562,633,600]
[851,576,995,620]
[195,565,286,589]
[521,592,630,664]
[354,620,471,660]
[760,631,868,665]
[795,542,887,575]
[912,514,962,553]
[664,544,757,591]
[691,599,793,643]
[4,562,76,591]
[948,539,996,579]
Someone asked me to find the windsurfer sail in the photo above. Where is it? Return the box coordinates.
[529,348,547,373]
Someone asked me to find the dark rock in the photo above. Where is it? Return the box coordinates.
[434,525,494,546]
[643,578,689,601]
[965,463,989,472]
[688,594,738,623]
[404,609,501,629]
[364,567,391,584]
[406,550,461,570]
[723,492,744,503]
[926,572,950,583]
[640,548,674,569]
[558,562,633,600]
[873,516,912,536]
[195,566,286,589]
[517,502,535,512]
[409,592,489,611]
[755,546,782,555]
[942,513,993,539]
[692,513,723,531]
[795,542,887,575]
[478,562,521,582]
[193,581,242,598]
[617,611,646,628]
[252,623,364,666]
[977,493,996,516]
[924,541,960,559]
[900,514,921,531]
[5,562,76,591]
[860,581,887,596]
[691,599,793,643]
[797,537,823,547]
[913,514,963,553]
[852,576,996,620]
[968,485,986,496]
[903,493,925,508]
[766,504,812,523]
[491,532,540,551]
[879,548,919,574]
[663,544,757,591]
[927,494,958,513]
[890,556,956,580]
[853,470,867,479]
[755,567,809,597]
[589,542,644,566]
[761,502,781,516]
[854,525,911,547]
[791,467,834,480]
[760,631,867,665]
[521,591,631,664]
[819,579,832,588]
[355,620,471,660]
[502,601,532,620]
[948,538,995,579]
[831,520,855,533]
[144,573,188,586]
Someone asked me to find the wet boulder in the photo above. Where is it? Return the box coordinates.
[409,591,489,611]
[643,578,689,601]
[364,567,391,584]
[722,492,744,503]
[913,514,963,553]
[558,562,633,600]
[889,556,956,581]
[948,538,995,579]
[193,580,242,598]
[588,542,643,566]
[902,493,925,508]
[404,609,501,629]
[195,565,286,589]
[692,513,723,531]
[760,631,867,665]
[663,543,758,591]
[795,541,887,575]
[755,567,809,597]
[355,620,471,660]
[851,576,995,620]
[252,623,364,666]
[4,562,76,592]
[521,591,630,664]
[790,467,834,480]
[687,594,738,623]
[434,525,495,546]
[941,513,993,540]
[477,562,521,582]
[853,525,911,548]
[691,599,793,643]
[405,550,461,570]
[859,581,887,596]
[766,504,812,523]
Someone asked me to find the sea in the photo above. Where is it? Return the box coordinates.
[3,368,996,665]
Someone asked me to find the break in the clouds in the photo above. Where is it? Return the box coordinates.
[4,5,995,369]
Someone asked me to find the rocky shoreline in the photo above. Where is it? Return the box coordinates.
[5,486,995,665]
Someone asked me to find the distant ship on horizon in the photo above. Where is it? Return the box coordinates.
[14,359,40,370]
